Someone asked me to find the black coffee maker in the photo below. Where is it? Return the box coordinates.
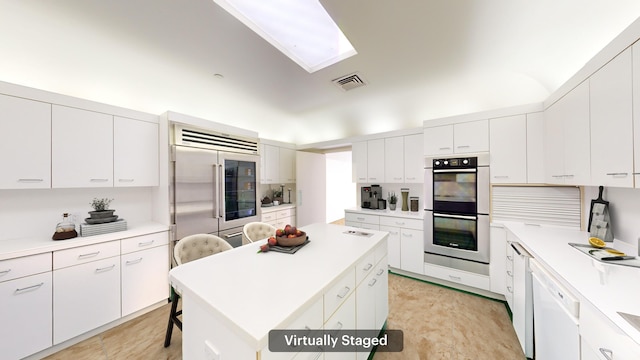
[361,185,382,209]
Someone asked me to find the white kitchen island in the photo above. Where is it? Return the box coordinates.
[169,223,389,360]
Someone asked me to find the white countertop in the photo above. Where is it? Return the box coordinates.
[168,222,388,350]
[0,222,169,261]
[345,207,425,220]
[260,203,295,212]
[499,221,640,345]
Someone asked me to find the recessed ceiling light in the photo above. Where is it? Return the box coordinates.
[212,0,357,73]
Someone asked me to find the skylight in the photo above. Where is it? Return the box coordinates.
[213,0,357,73]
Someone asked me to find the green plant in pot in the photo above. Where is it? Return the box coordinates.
[388,192,398,210]
[89,198,115,219]
[272,189,283,203]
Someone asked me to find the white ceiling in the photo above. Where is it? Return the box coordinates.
[1,1,640,145]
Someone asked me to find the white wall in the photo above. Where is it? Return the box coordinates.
[0,188,155,240]
[325,151,356,222]
[583,186,640,252]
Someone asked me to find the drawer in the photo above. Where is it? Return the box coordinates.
[345,212,379,225]
[262,212,277,222]
[121,232,168,254]
[580,300,640,360]
[0,253,51,282]
[324,267,355,322]
[355,251,375,285]
[54,241,120,270]
[360,223,380,231]
[276,209,293,218]
[379,216,423,230]
[424,263,490,290]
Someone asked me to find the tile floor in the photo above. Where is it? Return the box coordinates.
[43,273,523,360]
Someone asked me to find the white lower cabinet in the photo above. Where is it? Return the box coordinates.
[344,212,380,231]
[324,293,357,360]
[1,272,52,359]
[53,256,121,344]
[489,225,507,294]
[355,254,389,360]
[121,244,169,317]
[580,300,640,360]
[262,207,297,229]
[380,216,423,274]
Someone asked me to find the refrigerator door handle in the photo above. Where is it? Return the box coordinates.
[218,164,224,219]
[214,164,220,219]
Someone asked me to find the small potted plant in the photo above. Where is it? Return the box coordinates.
[272,189,283,205]
[89,198,115,219]
[388,192,398,210]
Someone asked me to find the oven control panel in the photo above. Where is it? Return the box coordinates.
[433,157,477,169]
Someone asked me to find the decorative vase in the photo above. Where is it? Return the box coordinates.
[401,188,409,211]
[389,203,397,210]
[89,210,115,219]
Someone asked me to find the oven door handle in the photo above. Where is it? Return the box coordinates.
[433,168,477,173]
[433,213,477,220]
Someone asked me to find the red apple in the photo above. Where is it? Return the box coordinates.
[268,236,278,246]
[275,229,284,237]
[284,224,292,234]
[258,244,270,253]
[295,230,302,236]
[287,234,296,238]
[290,226,297,235]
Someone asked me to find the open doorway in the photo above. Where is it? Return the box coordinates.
[326,151,356,224]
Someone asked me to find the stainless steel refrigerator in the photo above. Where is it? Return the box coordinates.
[169,124,260,249]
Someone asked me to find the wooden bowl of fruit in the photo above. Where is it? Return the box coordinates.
[276,225,307,247]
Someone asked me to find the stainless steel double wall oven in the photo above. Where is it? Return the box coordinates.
[424,154,490,270]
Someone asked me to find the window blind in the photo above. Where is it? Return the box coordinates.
[491,186,581,229]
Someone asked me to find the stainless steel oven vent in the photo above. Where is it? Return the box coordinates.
[173,124,258,154]
[332,72,367,91]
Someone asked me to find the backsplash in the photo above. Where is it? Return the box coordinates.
[583,186,640,254]
[261,183,296,205]
[356,183,424,212]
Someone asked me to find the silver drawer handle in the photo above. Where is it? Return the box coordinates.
[456,145,470,149]
[336,286,350,299]
[369,177,377,180]
[362,263,373,271]
[15,282,44,294]
[224,232,243,238]
[402,232,412,237]
[126,258,143,265]
[18,178,44,182]
[356,217,365,221]
[551,175,564,178]
[507,270,513,276]
[78,251,100,259]
[493,175,509,179]
[0,269,11,276]
[95,264,116,273]
[393,177,402,180]
[406,177,416,180]
[118,178,135,182]
[368,278,377,287]
[376,269,385,276]
[506,255,513,261]
[599,348,613,360]
[395,221,405,225]
[438,147,451,150]
[564,174,574,178]
[90,178,109,182]
[449,275,461,281]
[507,286,513,293]
[606,172,628,177]
[138,240,155,247]
[334,321,344,330]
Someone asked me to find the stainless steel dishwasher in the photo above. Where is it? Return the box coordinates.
[530,258,580,360]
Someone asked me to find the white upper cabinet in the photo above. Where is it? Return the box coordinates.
[590,47,633,188]
[634,43,640,188]
[352,141,368,182]
[114,117,159,187]
[490,115,527,184]
[424,120,488,156]
[403,133,423,183]
[261,144,280,184]
[384,136,404,183]
[454,119,489,153]
[52,105,113,188]
[0,94,52,189]
[367,139,385,183]
[423,125,453,155]
[544,81,591,185]
[526,112,545,184]
[279,147,296,183]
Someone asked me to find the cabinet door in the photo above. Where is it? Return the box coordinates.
[373,256,389,331]
[634,43,640,188]
[52,105,113,188]
[324,293,356,360]
[562,81,591,185]
[490,115,527,183]
[279,147,296,183]
[113,117,159,187]
[367,139,385,182]
[263,144,279,184]
[590,47,633,187]
[424,125,453,155]
[384,136,404,183]
[352,141,368,182]
[400,228,424,274]
[121,245,169,316]
[404,134,423,183]
[53,257,121,344]
[454,120,489,153]
[543,101,566,184]
[0,272,52,360]
[379,226,400,268]
[526,112,545,184]
[259,144,267,183]
[0,94,52,189]
[489,226,507,294]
